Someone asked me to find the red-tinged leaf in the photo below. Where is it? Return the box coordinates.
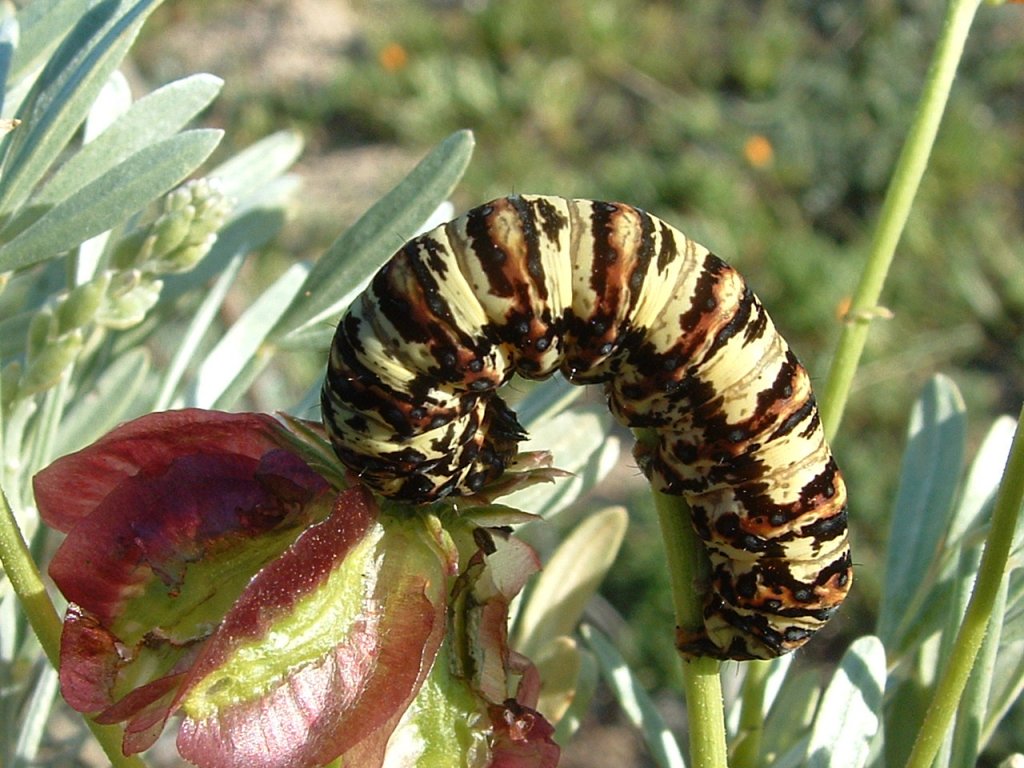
[35,409,294,531]
[60,605,200,752]
[46,420,335,756]
[487,700,560,768]
[58,606,125,713]
[49,450,330,629]
[176,487,457,768]
[452,529,541,704]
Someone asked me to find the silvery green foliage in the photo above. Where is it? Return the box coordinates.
[0,2,300,762]
[0,3,475,762]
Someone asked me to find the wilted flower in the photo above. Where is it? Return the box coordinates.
[35,409,559,767]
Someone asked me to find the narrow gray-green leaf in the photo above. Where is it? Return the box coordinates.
[153,251,244,410]
[14,663,58,762]
[953,417,1018,547]
[32,73,223,207]
[207,129,303,203]
[877,374,967,648]
[0,0,165,214]
[0,14,16,116]
[805,636,886,768]
[949,577,1008,768]
[272,129,474,341]
[761,668,824,763]
[502,397,620,519]
[82,68,131,141]
[582,624,687,768]
[0,128,221,272]
[57,347,149,455]
[8,0,90,84]
[515,507,628,657]
[982,639,1024,745]
[553,645,598,745]
[190,263,308,409]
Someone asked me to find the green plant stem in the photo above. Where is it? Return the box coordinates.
[819,0,983,439]
[904,404,1024,768]
[730,660,771,768]
[635,428,728,768]
[0,487,62,667]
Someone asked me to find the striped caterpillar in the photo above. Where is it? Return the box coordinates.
[321,195,851,660]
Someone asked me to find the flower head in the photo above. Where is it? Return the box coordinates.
[35,409,558,767]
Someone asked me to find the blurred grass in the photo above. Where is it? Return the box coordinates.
[133,0,1024,694]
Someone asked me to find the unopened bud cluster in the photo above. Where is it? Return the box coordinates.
[112,178,232,274]
[9,179,232,401]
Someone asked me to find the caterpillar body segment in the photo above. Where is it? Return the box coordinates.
[321,195,851,660]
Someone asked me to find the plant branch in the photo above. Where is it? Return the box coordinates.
[904,403,1024,768]
[819,0,984,439]
[635,428,728,768]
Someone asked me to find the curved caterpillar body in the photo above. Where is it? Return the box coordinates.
[321,195,851,660]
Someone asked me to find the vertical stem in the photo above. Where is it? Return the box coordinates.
[636,428,728,768]
[730,661,771,768]
[819,0,983,439]
[0,486,63,668]
[904,405,1024,768]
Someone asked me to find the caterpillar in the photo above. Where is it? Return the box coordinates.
[321,195,851,660]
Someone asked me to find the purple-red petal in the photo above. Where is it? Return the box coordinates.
[35,409,292,531]
[48,450,328,626]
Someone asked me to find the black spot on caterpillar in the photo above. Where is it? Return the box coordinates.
[321,195,851,660]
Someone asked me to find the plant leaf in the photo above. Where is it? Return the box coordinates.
[760,667,824,765]
[153,250,245,410]
[514,506,627,657]
[190,263,309,409]
[177,491,454,768]
[0,128,222,272]
[272,129,475,343]
[32,73,223,208]
[56,347,150,456]
[531,636,583,726]
[876,374,967,650]
[805,636,886,768]
[206,129,303,204]
[7,0,90,85]
[581,624,686,768]
[949,575,1009,768]
[502,380,621,519]
[0,0,166,215]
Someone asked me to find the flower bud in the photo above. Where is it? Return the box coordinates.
[18,330,83,397]
[2,361,20,408]
[57,276,110,335]
[149,205,194,259]
[27,309,56,361]
[141,178,232,275]
[95,276,162,330]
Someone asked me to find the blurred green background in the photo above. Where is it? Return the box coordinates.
[131,0,1023,728]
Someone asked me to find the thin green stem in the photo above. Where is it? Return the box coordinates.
[0,486,62,667]
[635,428,728,768]
[819,0,983,439]
[904,405,1024,768]
[730,661,771,768]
